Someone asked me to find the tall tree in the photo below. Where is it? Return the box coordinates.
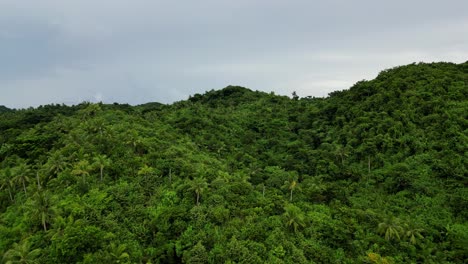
[3,239,42,264]
[378,216,403,241]
[71,160,91,184]
[334,144,349,166]
[0,168,15,202]
[46,152,67,178]
[29,190,57,232]
[137,164,156,181]
[283,204,305,233]
[106,242,130,263]
[404,224,424,245]
[13,162,32,196]
[182,241,208,264]
[189,177,208,206]
[283,176,299,202]
[92,154,111,181]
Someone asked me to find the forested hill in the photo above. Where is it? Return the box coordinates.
[0,62,467,263]
[0,106,11,113]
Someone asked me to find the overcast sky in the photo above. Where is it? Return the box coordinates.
[1,0,467,108]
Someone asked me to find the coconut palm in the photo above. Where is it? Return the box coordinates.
[0,168,15,202]
[47,215,83,241]
[189,177,208,206]
[334,144,349,166]
[71,160,91,184]
[378,216,403,241]
[13,162,32,196]
[283,204,305,233]
[107,242,130,263]
[46,152,67,178]
[404,224,424,244]
[2,239,41,264]
[29,190,57,232]
[137,164,156,181]
[93,154,111,181]
[283,176,299,202]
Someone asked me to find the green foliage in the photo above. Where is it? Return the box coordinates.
[0,62,466,263]
[2,238,41,264]
[182,241,208,264]
[377,216,404,241]
[189,177,209,206]
[283,204,306,233]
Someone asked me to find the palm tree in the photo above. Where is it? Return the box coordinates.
[137,164,156,181]
[29,191,57,232]
[2,239,41,264]
[78,103,102,120]
[13,162,32,196]
[283,204,306,233]
[89,117,107,136]
[367,252,392,264]
[93,154,111,181]
[377,216,403,241]
[34,168,42,190]
[47,215,83,241]
[0,168,15,202]
[107,242,130,263]
[233,172,250,183]
[189,177,208,206]
[126,130,144,154]
[258,183,266,198]
[283,177,299,202]
[71,160,91,184]
[404,224,424,245]
[46,215,68,240]
[46,152,67,178]
[334,144,349,166]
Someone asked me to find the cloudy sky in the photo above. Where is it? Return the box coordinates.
[1,0,467,108]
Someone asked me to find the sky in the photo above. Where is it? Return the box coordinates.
[1,0,467,108]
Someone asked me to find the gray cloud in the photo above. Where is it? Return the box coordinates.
[0,0,467,108]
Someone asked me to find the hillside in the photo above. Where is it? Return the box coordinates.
[0,62,467,263]
[0,106,11,113]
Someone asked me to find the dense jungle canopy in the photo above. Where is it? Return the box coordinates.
[0,62,467,263]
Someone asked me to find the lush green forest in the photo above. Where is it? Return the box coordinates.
[0,62,467,263]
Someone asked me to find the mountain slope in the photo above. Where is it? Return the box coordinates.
[0,62,467,263]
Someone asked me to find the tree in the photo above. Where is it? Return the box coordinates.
[3,239,42,264]
[13,162,32,195]
[0,167,15,202]
[92,154,111,181]
[367,252,393,264]
[283,204,305,233]
[46,152,67,178]
[258,183,266,198]
[46,215,78,241]
[283,176,299,202]
[106,242,130,263]
[137,164,156,181]
[224,236,262,263]
[292,91,299,100]
[189,177,208,206]
[377,216,403,241]
[33,166,42,190]
[404,224,424,245]
[334,144,349,166]
[29,190,57,232]
[71,160,91,184]
[182,241,208,264]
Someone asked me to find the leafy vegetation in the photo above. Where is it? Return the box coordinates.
[0,62,467,263]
